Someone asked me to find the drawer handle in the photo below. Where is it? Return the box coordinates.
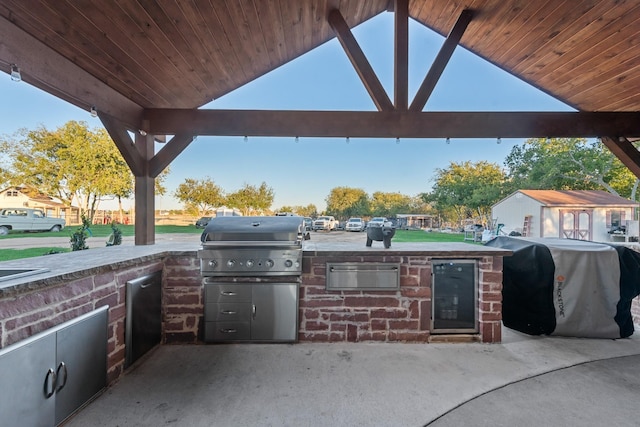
[221,291,237,296]
[221,310,237,315]
[220,328,237,334]
[44,368,57,398]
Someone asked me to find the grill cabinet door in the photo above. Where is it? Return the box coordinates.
[251,283,299,341]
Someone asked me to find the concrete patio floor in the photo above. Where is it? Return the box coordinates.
[64,326,640,427]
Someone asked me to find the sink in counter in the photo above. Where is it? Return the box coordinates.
[0,268,50,282]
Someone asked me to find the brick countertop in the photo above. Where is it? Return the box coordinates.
[302,241,513,257]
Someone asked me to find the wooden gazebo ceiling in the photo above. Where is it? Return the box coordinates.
[1,0,639,120]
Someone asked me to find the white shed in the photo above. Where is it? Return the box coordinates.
[491,190,638,243]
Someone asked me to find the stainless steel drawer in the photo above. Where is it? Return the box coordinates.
[205,321,250,341]
[205,302,252,322]
[205,283,252,303]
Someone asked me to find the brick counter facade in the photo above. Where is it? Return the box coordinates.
[299,253,503,343]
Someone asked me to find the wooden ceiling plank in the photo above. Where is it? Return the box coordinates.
[280,0,305,55]
[224,0,273,77]
[134,0,212,98]
[569,72,640,111]
[111,0,213,106]
[328,8,394,112]
[394,0,409,111]
[537,3,640,90]
[518,1,620,79]
[495,1,574,68]
[143,109,640,139]
[0,14,143,128]
[176,1,236,90]
[409,9,474,112]
[148,133,195,178]
[601,137,640,179]
[0,0,161,107]
[253,0,289,65]
[98,112,145,176]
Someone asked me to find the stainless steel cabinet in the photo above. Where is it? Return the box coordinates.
[0,306,109,427]
[204,282,298,342]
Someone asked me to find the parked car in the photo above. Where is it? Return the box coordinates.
[345,217,365,232]
[195,216,213,229]
[367,217,389,229]
[313,216,338,231]
[303,217,313,231]
[0,208,66,235]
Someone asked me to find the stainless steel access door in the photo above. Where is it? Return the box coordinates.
[251,283,298,342]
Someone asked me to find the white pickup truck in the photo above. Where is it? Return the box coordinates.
[313,215,338,231]
[0,208,66,235]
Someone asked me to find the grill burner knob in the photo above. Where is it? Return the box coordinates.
[284,259,293,268]
[208,260,217,267]
[227,260,236,268]
[246,260,254,268]
[265,259,274,268]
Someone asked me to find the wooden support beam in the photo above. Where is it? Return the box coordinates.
[0,16,143,129]
[134,132,155,246]
[328,9,394,112]
[98,113,145,176]
[143,109,640,139]
[394,0,409,111]
[149,133,195,178]
[410,9,474,111]
[601,136,640,178]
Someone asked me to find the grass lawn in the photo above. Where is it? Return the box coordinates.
[0,226,472,261]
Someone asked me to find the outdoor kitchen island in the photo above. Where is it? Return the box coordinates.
[0,239,510,395]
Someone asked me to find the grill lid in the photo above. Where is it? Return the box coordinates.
[200,216,305,245]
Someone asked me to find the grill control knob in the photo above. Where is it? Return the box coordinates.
[227,260,236,268]
[265,259,274,268]
[246,259,254,268]
[208,260,217,267]
[284,259,293,268]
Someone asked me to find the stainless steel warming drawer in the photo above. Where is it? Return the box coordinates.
[204,281,299,342]
[326,263,400,291]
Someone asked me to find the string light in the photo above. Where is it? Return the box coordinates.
[446,137,450,145]
[10,64,21,82]
[243,136,248,143]
[90,106,97,118]
[346,136,350,144]
[295,136,299,143]
[396,137,400,144]
[497,137,502,144]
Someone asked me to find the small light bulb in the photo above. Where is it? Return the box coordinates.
[346,136,350,144]
[10,64,21,82]
[497,137,502,144]
[90,106,97,118]
[295,136,299,143]
[139,129,147,136]
[396,137,400,144]
[446,137,451,145]
[243,136,248,143]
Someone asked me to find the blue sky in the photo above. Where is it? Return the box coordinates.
[0,12,572,212]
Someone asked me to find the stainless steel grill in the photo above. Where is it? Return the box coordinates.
[198,216,305,277]
[198,216,305,342]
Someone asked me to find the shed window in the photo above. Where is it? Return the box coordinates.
[606,210,626,228]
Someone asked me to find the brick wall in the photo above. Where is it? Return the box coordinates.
[299,254,503,343]
[162,255,203,343]
[0,261,163,385]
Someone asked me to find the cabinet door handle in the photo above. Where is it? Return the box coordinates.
[252,304,257,320]
[221,310,237,315]
[44,368,57,398]
[220,328,237,334]
[221,291,237,296]
[56,362,68,392]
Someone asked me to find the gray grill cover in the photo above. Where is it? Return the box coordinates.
[485,236,640,338]
[200,216,304,244]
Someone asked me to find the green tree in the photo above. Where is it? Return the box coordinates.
[369,191,414,218]
[325,187,369,219]
[277,204,318,217]
[1,121,136,223]
[226,182,275,216]
[505,137,638,199]
[173,177,225,216]
[430,161,505,227]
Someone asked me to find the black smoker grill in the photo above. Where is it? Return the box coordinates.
[198,216,305,342]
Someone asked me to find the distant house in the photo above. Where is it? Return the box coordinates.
[0,186,81,225]
[491,190,638,242]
